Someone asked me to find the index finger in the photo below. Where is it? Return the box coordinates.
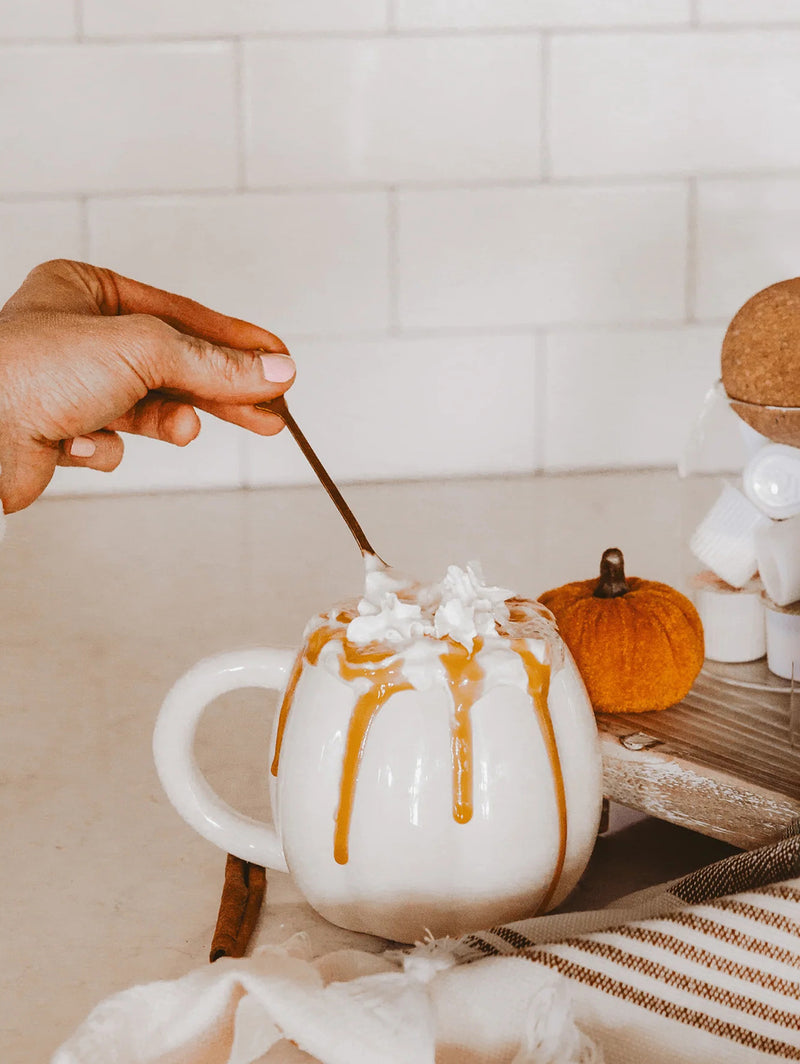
[5,259,288,355]
[98,268,289,354]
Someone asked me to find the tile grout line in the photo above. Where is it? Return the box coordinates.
[8,321,721,347]
[387,187,401,336]
[685,177,698,323]
[386,319,729,338]
[12,24,800,45]
[539,31,551,182]
[386,0,397,34]
[241,320,729,344]
[7,172,800,204]
[78,195,90,259]
[233,37,248,191]
[73,0,84,40]
[533,331,548,473]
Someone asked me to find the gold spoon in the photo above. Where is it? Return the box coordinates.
[256,395,385,565]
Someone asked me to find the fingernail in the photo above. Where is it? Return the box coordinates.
[70,436,96,458]
[259,353,295,383]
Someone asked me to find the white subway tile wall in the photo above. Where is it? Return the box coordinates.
[0,44,239,197]
[698,1,800,23]
[242,334,538,486]
[81,0,388,37]
[394,1,692,30]
[696,179,800,320]
[0,0,76,39]
[244,37,542,185]
[0,202,83,299]
[542,325,725,470]
[549,32,800,178]
[0,3,796,497]
[88,193,391,334]
[396,184,688,328]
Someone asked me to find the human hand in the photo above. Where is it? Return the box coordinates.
[0,259,295,513]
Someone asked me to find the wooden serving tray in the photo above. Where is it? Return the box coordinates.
[596,660,800,850]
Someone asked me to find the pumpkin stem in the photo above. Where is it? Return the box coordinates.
[593,547,630,599]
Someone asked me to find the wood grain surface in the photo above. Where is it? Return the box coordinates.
[597,663,800,850]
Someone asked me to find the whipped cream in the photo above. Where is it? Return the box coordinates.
[433,562,512,649]
[346,561,428,646]
[347,558,513,652]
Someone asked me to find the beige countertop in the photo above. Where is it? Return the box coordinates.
[0,470,736,1063]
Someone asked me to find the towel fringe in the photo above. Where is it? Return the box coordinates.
[388,931,459,983]
[511,983,602,1064]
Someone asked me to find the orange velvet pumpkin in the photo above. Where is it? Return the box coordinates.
[539,547,704,714]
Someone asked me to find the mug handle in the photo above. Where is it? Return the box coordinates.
[153,647,297,873]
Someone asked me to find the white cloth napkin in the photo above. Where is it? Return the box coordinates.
[52,934,596,1064]
[52,826,800,1064]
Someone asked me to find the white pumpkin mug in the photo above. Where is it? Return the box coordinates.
[153,600,603,943]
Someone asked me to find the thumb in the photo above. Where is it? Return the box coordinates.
[122,314,296,406]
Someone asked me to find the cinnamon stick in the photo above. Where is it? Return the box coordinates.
[209,854,267,962]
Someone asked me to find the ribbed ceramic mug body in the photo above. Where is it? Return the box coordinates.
[270,636,602,943]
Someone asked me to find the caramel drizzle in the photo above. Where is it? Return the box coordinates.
[440,638,486,824]
[511,639,567,912]
[270,622,339,777]
[335,638,415,863]
[271,615,567,910]
[335,680,414,864]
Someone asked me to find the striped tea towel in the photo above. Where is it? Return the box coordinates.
[449,821,800,1062]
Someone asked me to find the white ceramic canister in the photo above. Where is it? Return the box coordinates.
[764,595,800,681]
[690,571,766,663]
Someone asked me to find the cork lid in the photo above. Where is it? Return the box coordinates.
[722,278,800,407]
[721,278,800,445]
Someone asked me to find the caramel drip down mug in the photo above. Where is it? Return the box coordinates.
[153,598,604,943]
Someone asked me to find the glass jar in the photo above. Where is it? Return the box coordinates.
[680,380,800,744]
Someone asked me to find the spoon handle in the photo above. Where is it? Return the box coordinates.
[257,395,381,561]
